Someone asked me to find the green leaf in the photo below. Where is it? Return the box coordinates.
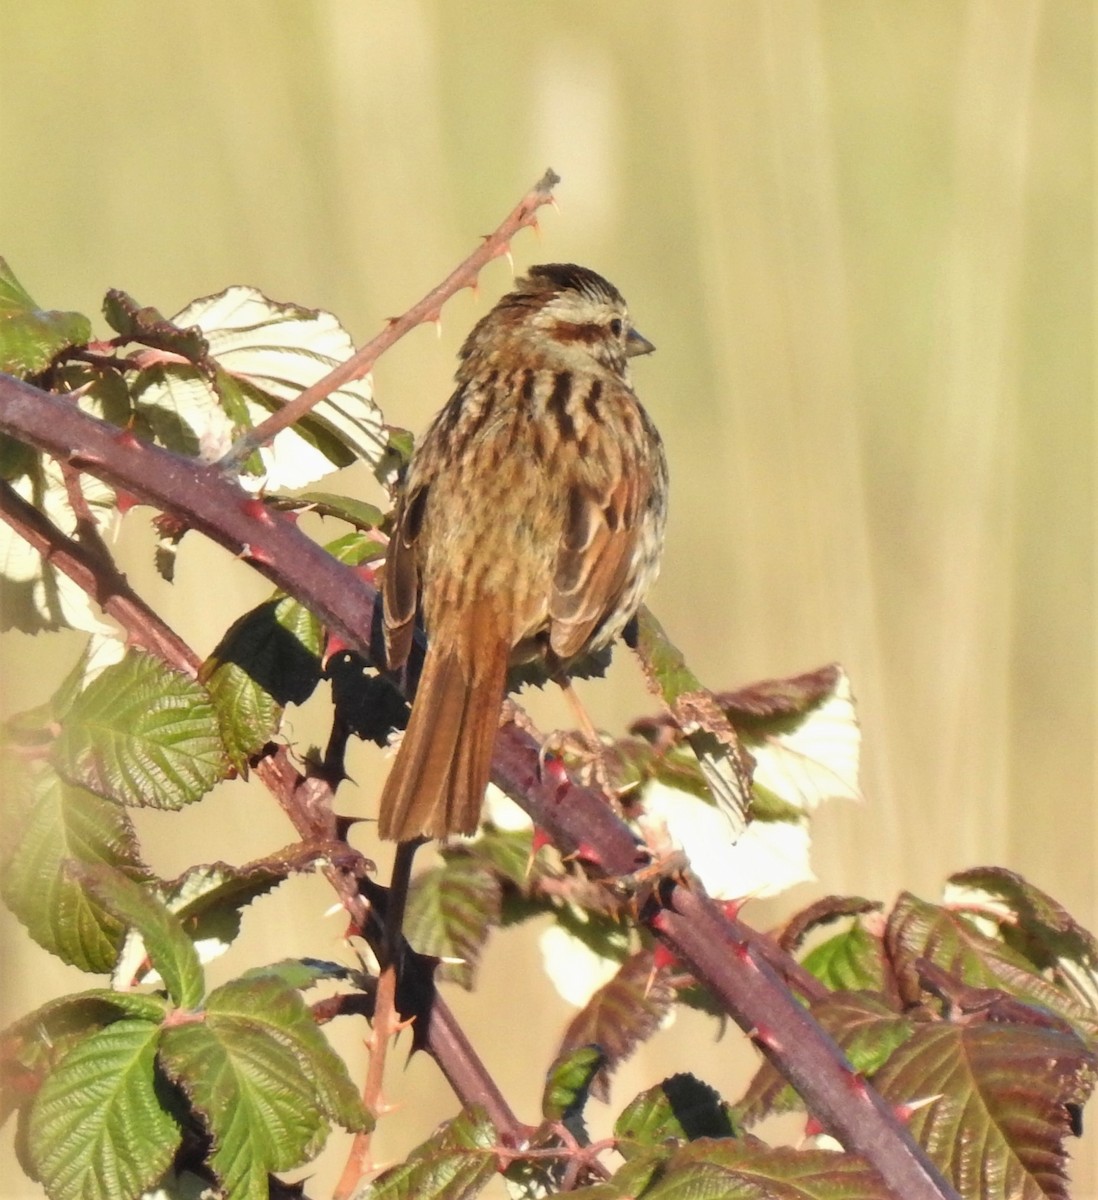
[542,1044,605,1134]
[802,919,888,993]
[114,860,297,982]
[361,1107,497,1200]
[0,258,91,377]
[160,976,369,1200]
[236,958,352,990]
[887,892,1098,1042]
[2,768,154,972]
[71,862,205,1009]
[54,651,228,809]
[638,1139,888,1200]
[404,849,502,989]
[615,1074,738,1156]
[873,1021,1096,1200]
[1,989,169,1127]
[280,490,386,530]
[27,1018,180,1200]
[632,607,752,838]
[556,950,676,1103]
[202,597,322,771]
[103,289,209,361]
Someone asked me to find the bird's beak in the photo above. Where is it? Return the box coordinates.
[626,326,656,358]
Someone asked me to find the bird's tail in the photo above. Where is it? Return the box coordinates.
[377,628,509,842]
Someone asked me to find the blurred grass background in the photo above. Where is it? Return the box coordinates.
[1,2,1094,1195]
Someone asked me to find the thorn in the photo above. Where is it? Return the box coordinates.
[573,841,604,868]
[530,216,542,239]
[894,1094,942,1121]
[648,909,671,935]
[719,897,748,922]
[323,902,344,919]
[804,1115,825,1138]
[241,496,272,524]
[652,943,679,972]
[115,489,139,515]
[748,1024,782,1052]
[114,428,143,451]
[238,543,273,565]
[734,942,756,967]
[844,1071,871,1098]
[434,316,443,339]
[324,631,350,668]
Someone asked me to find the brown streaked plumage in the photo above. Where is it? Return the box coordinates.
[379,264,667,841]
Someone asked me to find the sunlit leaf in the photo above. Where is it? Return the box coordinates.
[27,1019,180,1200]
[54,651,228,809]
[2,767,154,973]
[404,849,502,989]
[0,258,91,377]
[360,1107,497,1200]
[873,1020,1096,1200]
[556,950,675,1102]
[615,1074,738,1157]
[0,456,118,635]
[71,862,204,1009]
[160,975,370,1200]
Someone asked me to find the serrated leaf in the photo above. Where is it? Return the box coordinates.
[1,989,170,1126]
[0,258,92,377]
[159,1022,321,1200]
[802,919,888,993]
[737,666,862,813]
[639,1138,889,1200]
[160,976,370,1200]
[128,286,385,488]
[115,860,295,984]
[887,892,1098,1042]
[556,950,676,1103]
[946,867,1098,1013]
[71,862,205,1008]
[54,651,228,809]
[2,768,154,972]
[282,490,386,529]
[640,778,815,901]
[27,1018,180,1200]
[542,1044,604,1128]
[633,607,752,837]
[404,850,502,989]
[615,1074,738,1157]
[360,1106,497,1200]
[205,976,369,1133]
[202,597,322,770]
[872,1021,1096,1200]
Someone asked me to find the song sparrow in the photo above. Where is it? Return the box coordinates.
[379,264,667,841]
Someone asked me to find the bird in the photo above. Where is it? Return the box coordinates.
[378,263,667,842]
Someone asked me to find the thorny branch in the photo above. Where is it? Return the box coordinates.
[221,168,561,470]
[0,168,957,1198]
[0,366,957,1200]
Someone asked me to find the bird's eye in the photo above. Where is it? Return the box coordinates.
[609,318,623,337]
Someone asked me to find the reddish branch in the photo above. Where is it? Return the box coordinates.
[0,368,957,1200]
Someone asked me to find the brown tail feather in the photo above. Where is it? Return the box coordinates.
[377,636,509,841]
